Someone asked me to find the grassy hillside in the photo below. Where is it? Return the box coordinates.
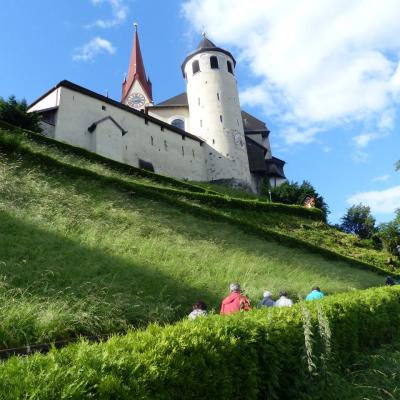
[0,126,388,348]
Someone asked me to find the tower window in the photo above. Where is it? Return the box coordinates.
[210,56,219,69]
[192,60,200,74]
[198,97,200,106]
[171,119,185,130]
[220,115,223,123]
[227,60,233,74]
[217,93,220,101]
[212,139,215,144]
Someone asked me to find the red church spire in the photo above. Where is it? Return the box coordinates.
[122,23,153,103]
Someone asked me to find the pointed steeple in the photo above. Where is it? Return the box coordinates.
[122,23,153,103]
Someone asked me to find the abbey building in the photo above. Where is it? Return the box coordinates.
[29,27,286,192]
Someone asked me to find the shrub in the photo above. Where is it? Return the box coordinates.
[1,286,400,399]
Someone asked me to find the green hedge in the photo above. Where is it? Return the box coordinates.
[1,286,400,399]
[0,130,394,278]
[0,127,325,221]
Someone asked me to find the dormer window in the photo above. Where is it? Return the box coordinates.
[192,60,200,74]
[210,56,219,69]
[227,60,233,74]
[171,118,185,130]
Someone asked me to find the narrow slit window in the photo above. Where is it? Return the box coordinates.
[200,120,203,127]
[198,97,200,106]
[227,60,233,74]
[192,149,195,159]
[220,115,223,123]
[217,93,220,101]
[210,56,219,69]
[164,140,168,151]
[192,60,200,74]
[182,146,185,156]
[151,136,154,146]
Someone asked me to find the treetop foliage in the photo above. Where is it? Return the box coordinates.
[0,95,41,132]
[340,204,376,239]
[270,180,329,218]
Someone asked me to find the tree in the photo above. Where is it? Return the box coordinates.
[378,209,400,255]
[340,204,376,239]
[0,95,41,131]
[270,180,329,218]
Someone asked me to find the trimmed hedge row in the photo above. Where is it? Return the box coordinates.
[1,286,400,399]
[0,127,325,221]
[0,131,395,278]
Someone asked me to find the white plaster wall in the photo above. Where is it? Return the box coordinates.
[29,88,61,112]
[147,106,190,132]
[184,50,251,184]
[45,86,207,181]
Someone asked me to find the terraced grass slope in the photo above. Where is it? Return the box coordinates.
[0,126,387,349]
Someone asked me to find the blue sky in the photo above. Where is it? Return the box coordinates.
[1,0,399,224]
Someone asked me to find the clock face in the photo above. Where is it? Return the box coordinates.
[127,92,146,109]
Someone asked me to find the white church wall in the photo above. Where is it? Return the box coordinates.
[184,50,252,185]
[29,87,61,112]
[40,85,207,181]
[147,107,191,132]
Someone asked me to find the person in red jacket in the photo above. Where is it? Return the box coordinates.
[220,283,251,315]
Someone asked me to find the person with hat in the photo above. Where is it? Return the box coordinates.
[258,291,275,308]
[220,283,251,315]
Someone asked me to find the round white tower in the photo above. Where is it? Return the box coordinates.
[182,35,251,186]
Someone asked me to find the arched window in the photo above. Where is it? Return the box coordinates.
[227,60,233,74]
[192,60,200,74]
[171,118,185,130]
[210,56,219,69]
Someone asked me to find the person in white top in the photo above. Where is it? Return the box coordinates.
[274,291,293,308]
[188,301,208,320]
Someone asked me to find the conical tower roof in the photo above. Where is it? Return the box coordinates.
[122,24,152,102]
[181,34,236,76]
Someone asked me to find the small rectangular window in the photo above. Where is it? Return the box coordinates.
[212,139,215,144]
[160,126,164,131]
[151,136,154,146]
[182,135,185,140]
[182,146,185,156]
[217,93,220,101]
[102,105,106,111]
[220,115,223,123]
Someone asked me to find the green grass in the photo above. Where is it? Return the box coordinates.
[5,127,394,273]
[333,340,400,399]
[0,132,385,348]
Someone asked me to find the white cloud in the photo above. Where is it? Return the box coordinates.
[351,150,369,163]
[182,0,400,146]
[73,37,116,62]
[86,0,128,29]
[372,174,391,182]
[347,186,400,214]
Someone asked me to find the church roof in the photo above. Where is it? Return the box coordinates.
[121,27,152,103]
[181,35,236,76]
[153,93,270,133]
[154,92,188,107]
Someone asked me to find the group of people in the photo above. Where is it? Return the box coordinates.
[188,283,325,320]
